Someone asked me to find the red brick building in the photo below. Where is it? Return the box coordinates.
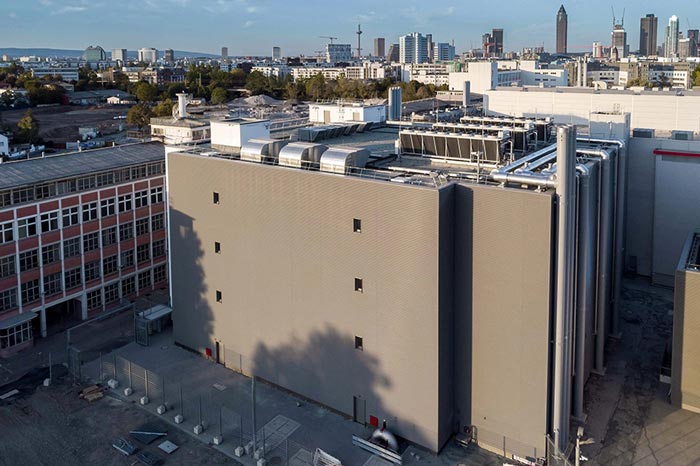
[0,142,167,357]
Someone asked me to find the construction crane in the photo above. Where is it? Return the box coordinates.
[319,36,338,44]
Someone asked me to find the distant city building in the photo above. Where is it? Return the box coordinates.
[325,43,352,64]
[639,14,658,56]
[272,46,282,60]
[433,43,455,62]
[426,33,434,63]
[164,49,175,65]
[138,47,158,64]
[556,5,568,54]
[689,30,699,57]
[387,43,399,62]
[399,32,428,64]
[31,67,80,82]
[374,38,385,58]
[592,41,604,58]
[492,28,504,57]
[83,45,106,63]
[665,15,679,57]
[678,38,692,58]
[611,23,628,60]
[221,47,228,59]
[111,48,127,63]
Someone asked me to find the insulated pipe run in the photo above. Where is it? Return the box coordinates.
[578,138,627,338]
[573,162,598,420]
[576,148,616,374]
[553,126,577,452]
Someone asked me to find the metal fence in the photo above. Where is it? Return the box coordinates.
[88,352,316,465]
[545,435,574,466]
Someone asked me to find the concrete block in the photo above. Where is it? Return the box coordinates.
[257,459,267,466]
[123,387,133,396]
[254,448,264,460]
[156,404,167,414]
[244,443,254,455]
[107,379,119,389]
[43,378,51,387]
[139,396,150,405]
[213,435,223,445]
[234,446,245,457]
[174,414,184,424]
[193,424,203,435]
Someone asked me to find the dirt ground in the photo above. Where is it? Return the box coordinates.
[0,105,132,143]
[0,375,233,466]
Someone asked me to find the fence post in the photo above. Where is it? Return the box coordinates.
[48,352,52,385]
[113,353,117,380]
[128,360,132,388]
[99,352,103,382]
[180,384,184,417]
[145,369,149,398]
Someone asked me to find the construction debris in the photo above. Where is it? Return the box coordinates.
[112,437,138,456]
[136,450,164,466]
[79,384,105,402]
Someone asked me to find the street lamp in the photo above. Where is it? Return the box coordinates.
[575,426,595,466]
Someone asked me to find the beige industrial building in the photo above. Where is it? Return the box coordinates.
[673,231,700,414]
[167,114,628,458]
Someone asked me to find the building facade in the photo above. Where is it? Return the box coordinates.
[164,49,175,65]
[138,48,158,64]
[272,47,282,60]
[556,5,568,54]
[665,15,680,57]
[433,43,455,62]
[374,38,385,58]
[84,46,106,63]
[111,48,127,63]
[640,14,658,56]
[0,143,168,356]
[326,44,352,64]
[399,32,428,64]
[492,29,504,57]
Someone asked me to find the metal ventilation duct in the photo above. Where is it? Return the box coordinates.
[319,146,370,174]
[278,142,328,169]
[240,139,288,163]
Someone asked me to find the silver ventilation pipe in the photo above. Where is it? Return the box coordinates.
[576,147,616,374]
[578,138,627,338]
[573,162,598,420]
[489,145,559,187]
[553,125,577,452]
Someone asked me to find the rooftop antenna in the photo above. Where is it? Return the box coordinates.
[356,24,363,58]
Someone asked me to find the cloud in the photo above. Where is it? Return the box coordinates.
[9,12,17,18]
[51,5,88,15]
[243,20,254,28]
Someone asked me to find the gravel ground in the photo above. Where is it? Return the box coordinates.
[0,375,233,466]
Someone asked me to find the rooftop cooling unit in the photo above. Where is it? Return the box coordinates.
[319,146,370,174]
[632,128,655,138]
[671,130,693,141]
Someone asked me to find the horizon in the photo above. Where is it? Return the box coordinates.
[0,0,698,56]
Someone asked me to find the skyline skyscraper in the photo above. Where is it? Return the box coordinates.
[492,28,504,57]
[399,32,428,64]
[639,14,658,56]
[665,15,679,57]
[373,37,385,58]
[556,5,568,54]
[221,46,228,59]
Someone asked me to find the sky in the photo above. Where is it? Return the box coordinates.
[0,0,697,56]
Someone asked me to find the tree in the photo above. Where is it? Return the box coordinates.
[692,67,700,88]
[134,81,158,102]
[245,71,271,95]
[210,87,228,106]
[17,109,39,143]
[127,103,153,130]
[152,98,174,117]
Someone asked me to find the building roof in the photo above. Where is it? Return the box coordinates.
[150,117,210,128]
[0,142,164,190]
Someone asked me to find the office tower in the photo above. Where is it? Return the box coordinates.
[272,46,282,60]
[687,29,699,56]
[434,43,455,61]
[111,48,127,63]
[483,32,494,57]
[399,32,428,64]
[138,47,158,63]
[611,24,628,60]
[492,29,504,57]
[678,38,692,58]
[592,41,603,58]
[387,43,399,62]
[325,44,352,64]
[426,33,434,62]
[374,38,385,58]
[665,15,679,57]
[639,14,658,56]
[164,49,175,65]
[221,47,228,59]
[83,45,106,63]
[556,5,568,54]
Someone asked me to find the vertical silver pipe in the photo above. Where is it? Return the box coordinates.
[251,377,257,450]
[553,125,576,451]
[573,163,597,419]
[612,143,627,336]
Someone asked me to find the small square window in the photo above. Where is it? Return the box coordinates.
[355,336,363,351]
[353,218,361,233]
[354,278,363,292]
[216,290,222,303]
[214,242,221,254]
[213,192,220,204]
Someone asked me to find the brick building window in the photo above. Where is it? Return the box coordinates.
[104,283,119,304]
[100,198,115,217]
[152,240,166,258]
[43,272,62,297]
[82,202,98,222]
[41,243,61,265]
[121,276,135,296]
[21,279,40,305]
[150,186,164,204]
[62,207,79,227]
[136,244,150,263]
[120,249,134,268]
[118,194,132,213]
[0,256,15,278]
[83,232,99,252]
[153,264,167,283]
[0,288,18,313]
[86,289,102,310]
[85,260,101,282]
[135,218,150,236]
[64,267,82,290]
[134,190,148,208]
[103,255,118,276]
[0,222,13,243]
[40,211,59,232]
[102,227,117,247]
[19,249,39,272]
[119,222,134,242]
[63,237,81,258]
[151,214,164,231]
[17,217,37,238]
[138,271,151,290]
